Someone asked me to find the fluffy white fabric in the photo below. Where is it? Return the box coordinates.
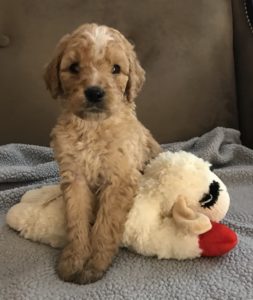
[6,151,230,259]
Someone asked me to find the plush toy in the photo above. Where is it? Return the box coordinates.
[6,151,237,259]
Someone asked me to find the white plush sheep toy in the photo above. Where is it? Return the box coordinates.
[6,151,237,259]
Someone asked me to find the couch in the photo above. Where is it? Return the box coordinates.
[0,0,252,147]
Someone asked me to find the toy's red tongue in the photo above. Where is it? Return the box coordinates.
[199,221,238,257]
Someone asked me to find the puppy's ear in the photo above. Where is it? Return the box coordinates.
[43,34,70,99]
[172,195,212,235]
[125,45,145,102]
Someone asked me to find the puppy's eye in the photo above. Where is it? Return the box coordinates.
[112,64,121,74]
[68,62,80,74]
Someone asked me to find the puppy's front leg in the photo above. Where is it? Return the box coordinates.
[57,170,93,282]
[76,177,137,284]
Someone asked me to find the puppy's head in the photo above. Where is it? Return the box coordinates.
[44,23,145,120]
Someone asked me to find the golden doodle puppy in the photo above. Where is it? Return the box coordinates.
[44,23,161,284]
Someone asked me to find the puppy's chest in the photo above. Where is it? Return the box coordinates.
[57,119,145,189]
[75,139,106,177]
[74,132,134,183]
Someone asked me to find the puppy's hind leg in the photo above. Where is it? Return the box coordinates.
[146,132,162,159]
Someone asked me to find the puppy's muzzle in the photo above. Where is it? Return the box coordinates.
[85,86,105,103]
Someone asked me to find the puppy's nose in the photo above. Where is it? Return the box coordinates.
[84,86,105,103]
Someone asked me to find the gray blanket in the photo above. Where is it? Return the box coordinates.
[0,127,252,300]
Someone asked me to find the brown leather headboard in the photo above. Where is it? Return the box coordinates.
[0,0,238,146]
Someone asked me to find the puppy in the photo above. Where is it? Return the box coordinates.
[44,23,161,284]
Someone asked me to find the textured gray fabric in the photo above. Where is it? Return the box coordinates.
[0,144,59,212]
[0,127,253,300]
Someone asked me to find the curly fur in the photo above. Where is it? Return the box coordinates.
[43,23,161,284]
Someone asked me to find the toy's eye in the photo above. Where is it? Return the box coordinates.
[199,180,220,209]
[112,64,121,74]
[69,62,80,74]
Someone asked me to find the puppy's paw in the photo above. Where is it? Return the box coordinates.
[75,262,104,284]
[57,248,85,282]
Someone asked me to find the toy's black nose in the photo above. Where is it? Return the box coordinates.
[84,86,105,103]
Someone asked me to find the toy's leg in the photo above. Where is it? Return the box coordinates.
[6,186,67,248]
[20,185,61,204]
[199,222,237,257]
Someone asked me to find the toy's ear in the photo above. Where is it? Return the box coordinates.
[172,195,212,235]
